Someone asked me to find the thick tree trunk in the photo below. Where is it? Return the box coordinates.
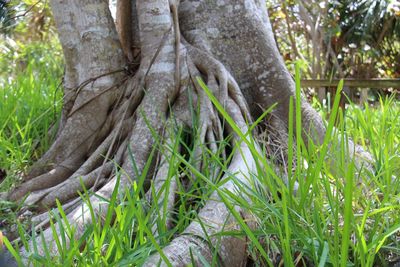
[179,0,325,145]
[2,0,373,265]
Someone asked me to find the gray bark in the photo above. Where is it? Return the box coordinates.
[179,0,325,145]
[4,0,372,266]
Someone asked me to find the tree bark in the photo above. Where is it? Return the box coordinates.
[3,0,373,265]
[178,0,325,145]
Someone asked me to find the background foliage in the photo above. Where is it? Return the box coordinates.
[0,0,63,189]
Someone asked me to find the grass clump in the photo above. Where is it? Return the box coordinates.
[228,81,400,266]
[0,41,63,191]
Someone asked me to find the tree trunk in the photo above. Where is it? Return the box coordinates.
[2,0,371,265]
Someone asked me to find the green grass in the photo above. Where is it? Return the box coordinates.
[0,45,63,191]
[0,41,63,231]
[199,72,399,266]
[1,52,399,266]
[232,92,400,266]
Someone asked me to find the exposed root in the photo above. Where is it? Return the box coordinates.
[31,197,82,229]
[187,44,252,122]
[9,104,133,205]
[170,0,181,94]
[23,77,127,182]
[6,3,369,266]
[18,176,121,258]
[4,1,382,266]
[18,85,177,255]
[144,98,256,266]
[8,21,266,263]
[147,126,180,234]
[14,2,186,258]
[186,53,226,172]
[27,162,114,211]
[10,165,75,202]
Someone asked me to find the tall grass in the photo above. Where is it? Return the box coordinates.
[0,42,63,191]
[220,78,400,266]
[2,56,399,266]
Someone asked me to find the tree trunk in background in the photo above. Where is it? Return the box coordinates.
[3,0,370,265]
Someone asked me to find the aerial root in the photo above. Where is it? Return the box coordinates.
[71,119,131,177]
[28,162,114,211]
[185,43,253,174]
[7,73,145,206]
[16,85,171,256]
[9,165,75,202]
[146,124,181,235]
[12,33,260,264]
[187,44,251,122]
[24,197,83,241]
[144,98,256,266]
[186,55,225,172]
[57,66,188,245]
[19,177,122,257]
[19,71,138,185]
[9,117,132,209]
